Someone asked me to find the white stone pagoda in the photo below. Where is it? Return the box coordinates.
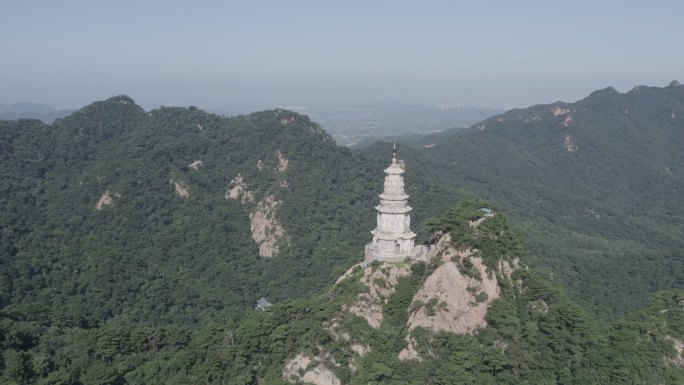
[365,143,427,263]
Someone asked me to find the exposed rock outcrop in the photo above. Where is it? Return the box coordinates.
[170,178,189,198]
[399,233,517,360]
[277,150,289,172]
[323,316,350,342]
[426,234,469,263]
[406,256,500,334]
[551,105,574,126]
[283,353,341,385]
[328,215,518,365]
[302,364,341,385]
[350,344,368,357]
[529,299,549,315]
[95,190,121,210]
[344,263,411,328]
[499,258,520,280]
[564,134,576,152]
[398,335,422,362]
[224,174,254,203]
[188,160,203,170]
[666,336,684,369]
[249,195,286,257]
[283,353,312,382]
[551,106,571,117]
[225,174,287,257]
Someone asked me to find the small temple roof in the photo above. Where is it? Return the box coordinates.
[255,297,273,310]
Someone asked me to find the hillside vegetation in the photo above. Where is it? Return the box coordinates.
[4,201,680,384]
[1,96,386,328]
[214,202,684,384]
[362,81,684,316]
[1,83,683,383]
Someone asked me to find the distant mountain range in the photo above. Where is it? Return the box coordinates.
[272,101,504,146]
[0,102,75,123]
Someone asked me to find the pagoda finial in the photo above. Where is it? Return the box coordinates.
[392,140,397,161]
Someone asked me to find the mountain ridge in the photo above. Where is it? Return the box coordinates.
[1,83,683,383]
[373,81,684,316]
[1,96,381,327]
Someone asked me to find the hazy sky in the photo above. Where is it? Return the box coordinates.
[2,0,682,110]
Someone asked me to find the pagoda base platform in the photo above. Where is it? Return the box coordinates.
[364,244,428,264]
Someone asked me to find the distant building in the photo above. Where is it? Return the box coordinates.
[255,297,273,311]
[468,208,496,227]
[479,208,495,217]
[364,143,427,263]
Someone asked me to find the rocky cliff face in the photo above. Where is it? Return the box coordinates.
[281,209,523,383]
[268,201,683,384]
[406,235,502,334]
[344,263,412,329]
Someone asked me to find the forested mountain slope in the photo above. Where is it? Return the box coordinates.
[1,96,389,327]
[1,85,684,383]
[2,197,682,384]
[366,81,684,316]
[0,97,463,384]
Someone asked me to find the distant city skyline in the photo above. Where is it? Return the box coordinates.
[2,0,682,110]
